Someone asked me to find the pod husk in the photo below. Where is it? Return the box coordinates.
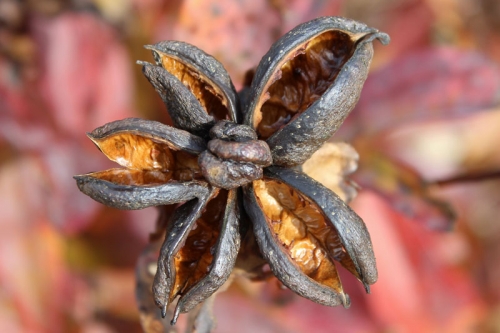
[243,16,390,167]
[74,176,210,210]
[141,63,216,138]
[243,166,377,306]
[88,118,207,154]
[74,117,209,209]
[146,41,239,123]
[153,189,240,324]
[244,180,348,307]
[153,197,208,314]
[263,166,377,287]
[173,189,240,320]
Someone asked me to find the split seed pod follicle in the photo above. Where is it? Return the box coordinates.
[74,17,389,327]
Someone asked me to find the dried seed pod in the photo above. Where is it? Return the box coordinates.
[88,118,207,155]
[244,166,377,306]
[73,16,390,328]
[141,64,216,137]
[74,175,210,210]
[145,41,239,123]
[74,118,209,209]
[153,189,240,324]
[244,16,390,167]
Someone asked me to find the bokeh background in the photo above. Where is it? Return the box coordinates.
[1,0,500,332]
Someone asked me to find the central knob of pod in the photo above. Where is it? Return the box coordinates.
[199,120,273,190]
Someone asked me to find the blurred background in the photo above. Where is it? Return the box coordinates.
[1,0,500,332]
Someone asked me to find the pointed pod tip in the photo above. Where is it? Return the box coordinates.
[73,174,88,191]
[143,44,164,59]
[362,31,390,46]
[140,61,163,79]
[73,175,85,185]
[161,303,168,319]
[86,132,99,144]
[374,32,390,45]
[341,293,351,309]
[138,61,156,75]
[170,305,181,326]
[73,173,89,182]
[364,283,371,294]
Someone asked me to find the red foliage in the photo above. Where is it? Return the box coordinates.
[1,0,499,332]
